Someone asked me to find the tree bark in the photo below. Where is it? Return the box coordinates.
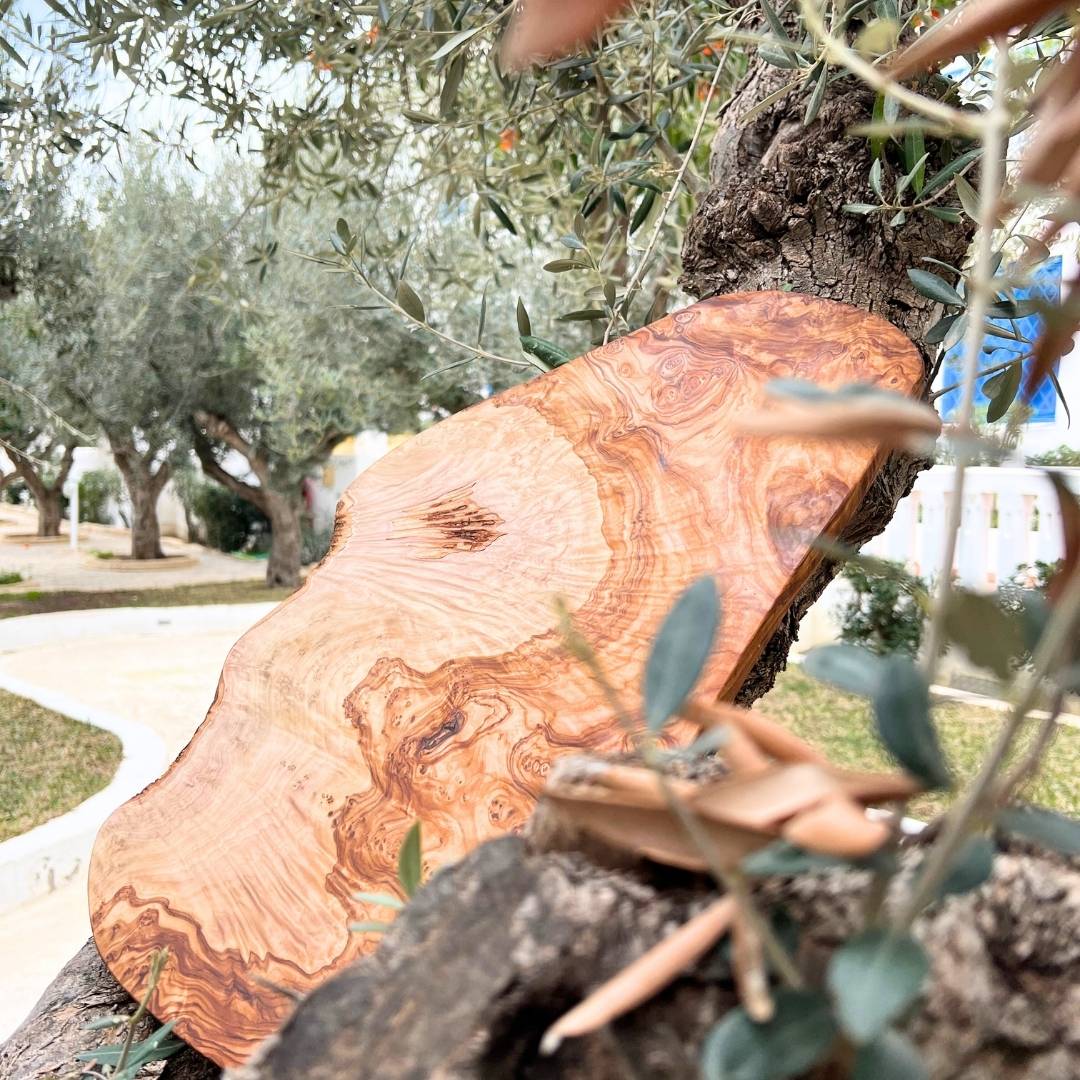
[679,64,975,704]
[264,494,303,589]
[14,443,74,537]
[34,486,63,537]
[112,442,170,560]
[0,940,218,1080]
[191,414,308,588]
[224,770,1080,1080]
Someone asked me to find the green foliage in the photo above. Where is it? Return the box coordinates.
[701,990,837,1080]
[837,561,927,658]
[1004,560,1063,595]
[827,930,929,1043]
[742,841,852,877]
[934,836,995,898]
[643,575,719,731]
[802,643,886,697]
[1027,445,1080,467]
[872,655,951,789]
[180,476,269,554]
[0,570,21,585]
[853,1030,928,1080]
[78,468,121,524]
[998,804,1080,856]
[397,820,423,899]
[804,643,950,788]
[75,949,181,1078]
[76,1020,184,1080]
[943,588,1026,679]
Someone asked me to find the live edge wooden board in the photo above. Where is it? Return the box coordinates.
[89,292,922,1066]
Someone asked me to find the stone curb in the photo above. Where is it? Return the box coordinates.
[0,672,166,916]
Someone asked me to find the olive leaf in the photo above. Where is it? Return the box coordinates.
[643,575,720,731]
[701,991,837,1080]
[828,929,929,1042]
[853,1029,929,1080]
[803,643,886,698]
[907,268,964,307]
[935,835,995,899]
[395,281,426,323]
[998,805,1080,856]
[872,656,951,789]
[397,820,423,897]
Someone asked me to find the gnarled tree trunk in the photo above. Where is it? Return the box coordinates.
[14,443,74,537]
[680,65,974,704]
[112,442,171,560]
[191,412,311,589]
[263,493,304,589]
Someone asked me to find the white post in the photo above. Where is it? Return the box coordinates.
[66,478,79,552]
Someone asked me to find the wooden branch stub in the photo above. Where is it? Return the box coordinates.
[88,292,922,1066]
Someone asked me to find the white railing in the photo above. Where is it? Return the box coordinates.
[863,465,1080,589]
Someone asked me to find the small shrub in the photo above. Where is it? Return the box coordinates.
[0,570,22,585]
[1003,559,1063,594]
[79,468,122,524]
[3,478,28,505]
[1026,445,1080,467]
[836,561,928,657]
[90,549,116,560]
[181,478,269,554]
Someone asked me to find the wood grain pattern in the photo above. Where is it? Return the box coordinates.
[88,292,922,1066]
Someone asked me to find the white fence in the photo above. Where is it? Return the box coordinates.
[863,465,1080,589]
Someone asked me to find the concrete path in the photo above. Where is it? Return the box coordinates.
[0,603,277,1041]
[0,505,267,591]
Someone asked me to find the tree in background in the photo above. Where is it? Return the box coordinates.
[0,176,92,537]
[0,300,76,536]
[63,152,238,559]
[190,191,513,587]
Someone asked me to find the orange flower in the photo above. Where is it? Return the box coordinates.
[499,127,519,152]
[366,24,379,44]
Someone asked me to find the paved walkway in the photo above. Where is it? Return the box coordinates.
[0,603,276,1041]
[0,505,267,592]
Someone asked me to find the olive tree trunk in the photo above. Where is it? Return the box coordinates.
[14,443,74,537]
[264,493,304,589]
[112,444,171,560]
[680,65,974,703]
[191,411,329,589]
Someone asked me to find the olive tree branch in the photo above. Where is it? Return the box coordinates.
[921,51,1011,678]
[799,0,986,138]
[607,40,734,344]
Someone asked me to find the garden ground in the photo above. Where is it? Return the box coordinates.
[0,504,271,592]
[0,690,121,841]
[761,665,1079,820]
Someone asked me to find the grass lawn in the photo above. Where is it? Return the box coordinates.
[0,689,123,841]
[0,579,296,619]
[759,666,1080,820]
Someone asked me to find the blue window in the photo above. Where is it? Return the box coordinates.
[938,256,1062,423]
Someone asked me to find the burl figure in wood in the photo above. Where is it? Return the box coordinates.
[89,292,922,1066]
